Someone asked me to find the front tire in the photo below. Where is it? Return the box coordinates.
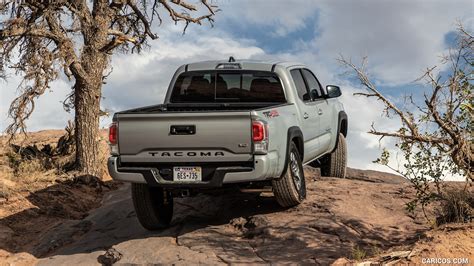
[131,183,173,230]
[272,142,306,207]
[320,133,347,178]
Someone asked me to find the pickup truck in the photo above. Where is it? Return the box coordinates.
[108,58,348,230]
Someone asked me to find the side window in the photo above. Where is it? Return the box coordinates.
[302,69,323,98]
[290,69,311,102]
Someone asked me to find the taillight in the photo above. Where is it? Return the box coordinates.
[252,120,268,154]
[252,121,266,142]
[109,122,117,144]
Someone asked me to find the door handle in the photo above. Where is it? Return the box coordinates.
[318,109,323,115]
[170,125,196,135]
[303,113,309,119]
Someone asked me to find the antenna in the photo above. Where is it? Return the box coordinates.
[228,56,235,62]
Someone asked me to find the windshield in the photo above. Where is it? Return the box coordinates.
[169,71,286,103]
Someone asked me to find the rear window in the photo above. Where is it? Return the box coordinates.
[170,71,286,103]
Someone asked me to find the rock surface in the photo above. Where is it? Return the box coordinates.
[17,167,429,265]
[0,250,37,266]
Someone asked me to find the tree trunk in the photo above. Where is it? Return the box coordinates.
[74,77,102,177]
[73,10,110,179]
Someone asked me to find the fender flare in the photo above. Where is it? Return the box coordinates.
[280,126,304,178]
[330,111,348,153]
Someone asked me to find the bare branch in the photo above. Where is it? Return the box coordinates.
[127,0,158,39]
[170,0,197,11]
[338,56,420,136]
[369,130,452,145]
[340,24,473,183]
[158,0,216,34]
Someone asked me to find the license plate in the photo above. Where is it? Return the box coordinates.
[173,167,202,182]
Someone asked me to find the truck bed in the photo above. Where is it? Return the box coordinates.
[118,102,287,114]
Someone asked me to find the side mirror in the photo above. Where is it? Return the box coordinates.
[310,89,319,100]
[326,85,341,98]
[302,93,311,101]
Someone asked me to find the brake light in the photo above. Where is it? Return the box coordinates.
[252,121,266,142]
[109,123,117,144]
[252,120,268,154]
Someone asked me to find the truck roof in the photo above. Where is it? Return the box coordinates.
[183,58,305,72]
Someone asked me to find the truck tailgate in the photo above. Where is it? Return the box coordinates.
[117,112,253,163]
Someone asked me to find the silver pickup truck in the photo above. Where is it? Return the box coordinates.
[108,58,348,230]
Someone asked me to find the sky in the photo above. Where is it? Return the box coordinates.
[0,0,473,173]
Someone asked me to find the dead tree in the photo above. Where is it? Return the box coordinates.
[1,0,218,178]
[339,24,473,219]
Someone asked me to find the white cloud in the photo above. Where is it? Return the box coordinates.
[313,0,472,85]
[0,77,73,132]
[336,82,401,171]
[102,34,265,115]
[217,0,319,37]
[223,0,471,84]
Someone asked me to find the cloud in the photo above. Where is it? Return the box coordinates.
[313,0,472,85]
[102,34,265,114]
[0,77,73,132]
[222,0,471,84]
[337,83,401,172]
[217,0,319,37]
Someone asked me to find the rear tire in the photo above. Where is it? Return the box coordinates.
[131,183,173,230]
[320,133,347,178]
[272,142,306,207]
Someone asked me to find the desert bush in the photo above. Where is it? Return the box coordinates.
[340,23,473,225]
[436,187,473,225]
[14,158,44,178]
[5,124,110,185]
[6,148,22,172]
[0,180,13,198]
[351,246,367,261]
[7,122,77,173]
[6,148,45,180]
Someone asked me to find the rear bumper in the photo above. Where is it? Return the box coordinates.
[107,152,279,188]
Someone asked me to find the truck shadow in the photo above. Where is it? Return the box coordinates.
[0,176,427,264]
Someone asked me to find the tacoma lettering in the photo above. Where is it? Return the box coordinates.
[148,151,225,157]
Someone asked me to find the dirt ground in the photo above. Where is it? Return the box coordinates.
[0,130,118,265]
[0,131,472,265]
[403,223,474,264]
